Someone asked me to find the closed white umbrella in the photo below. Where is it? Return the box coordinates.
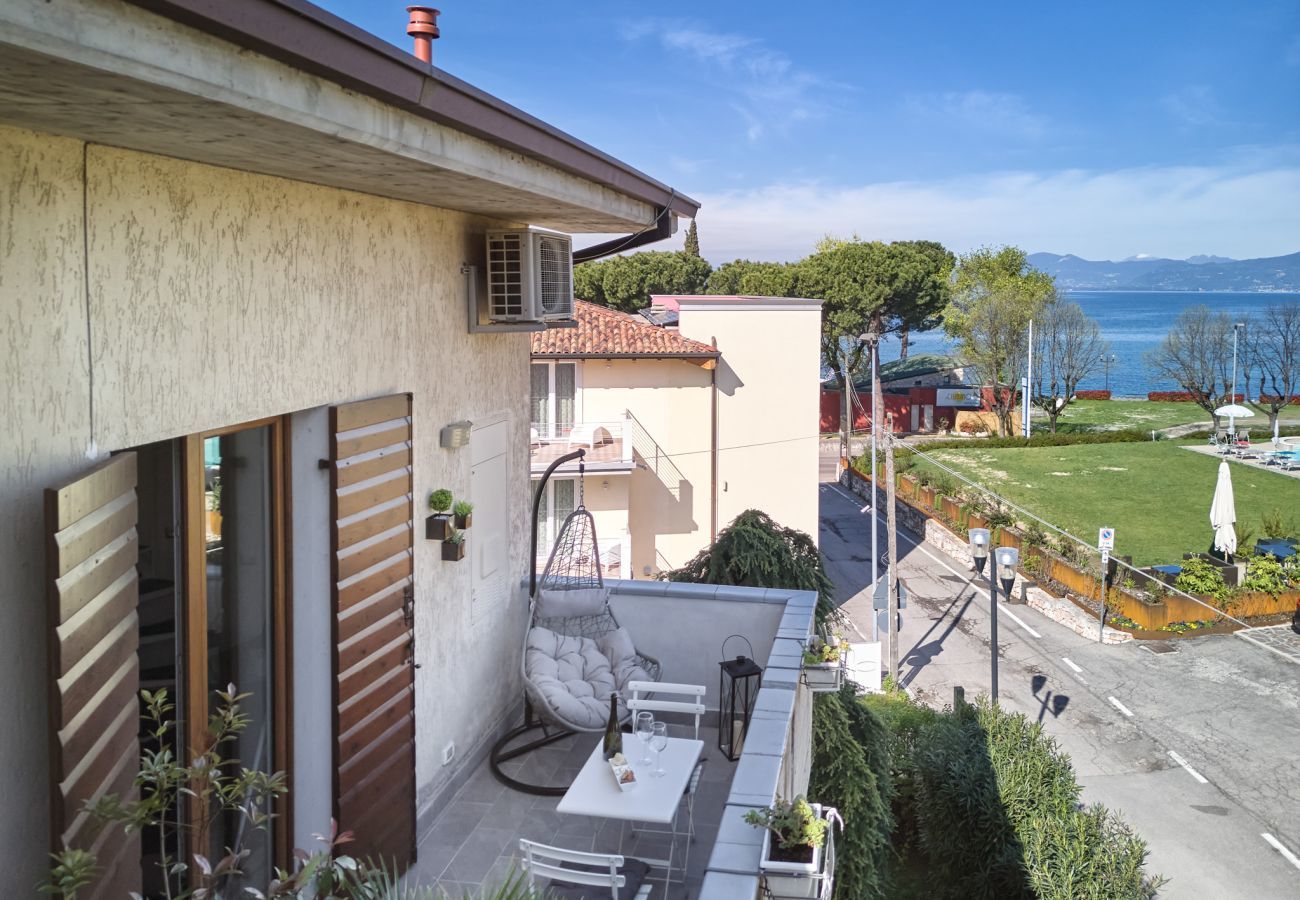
[1210,460,1237,558]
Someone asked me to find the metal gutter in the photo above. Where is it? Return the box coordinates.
[122,0,700,222]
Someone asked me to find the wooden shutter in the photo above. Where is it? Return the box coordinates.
[45,453,141,898]
[329,394,416,869]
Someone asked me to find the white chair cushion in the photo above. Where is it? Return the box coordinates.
[527,626,619,730]
[526,626,652,730]
[536,587,610,619]
[597,627,652,693]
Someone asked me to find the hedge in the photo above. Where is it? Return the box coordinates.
[1147,391,1244,402]
[810,685,893,900]
[1074,390,1111,400]
[864,692,1161,900]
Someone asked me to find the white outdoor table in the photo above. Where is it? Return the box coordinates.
[557,736,703,824]
[557,736,703,885]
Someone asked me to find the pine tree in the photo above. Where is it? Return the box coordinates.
[683,219,700,258]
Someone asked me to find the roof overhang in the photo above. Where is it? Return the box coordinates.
[0,0,699,232]
[531,352,719,369]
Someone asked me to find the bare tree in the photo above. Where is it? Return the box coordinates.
[1247,301,1300,435]
[1031,301,1108,432]
[1145,305,1234,429]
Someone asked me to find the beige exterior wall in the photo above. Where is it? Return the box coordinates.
[677,298,823,541]
[0,124,532,889]
[577,359,713,574]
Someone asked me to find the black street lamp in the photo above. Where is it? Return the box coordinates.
[1101,354,1117,393]
[969,529,1019,703]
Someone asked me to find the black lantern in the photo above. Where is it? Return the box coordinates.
[718,635,763,761]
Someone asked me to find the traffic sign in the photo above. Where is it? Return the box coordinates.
[1098,527,1115,551]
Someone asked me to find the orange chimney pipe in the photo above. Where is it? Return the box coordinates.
[406,6,440,63]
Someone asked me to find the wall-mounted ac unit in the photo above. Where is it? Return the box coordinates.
[486,227,574,322]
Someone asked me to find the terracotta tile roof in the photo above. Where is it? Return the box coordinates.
[531,300,720,359]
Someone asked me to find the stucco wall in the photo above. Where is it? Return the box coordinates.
[578,358,714,573]
[0,124,532,888]
[677,299,822,541]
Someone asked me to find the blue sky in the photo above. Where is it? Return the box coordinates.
[317,1,1299,263]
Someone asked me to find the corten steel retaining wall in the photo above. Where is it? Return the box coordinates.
[846,465,1297,632]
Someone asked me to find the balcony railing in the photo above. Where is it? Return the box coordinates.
[530,415,633,474]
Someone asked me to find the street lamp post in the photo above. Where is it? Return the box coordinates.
[1230,322,1246,437]
[1101,354,1117,393]
[860,331,881,642]
[969,528,1018,703]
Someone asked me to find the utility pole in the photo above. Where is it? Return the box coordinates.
[860,331,882,642]
[1023,319,1033,437]
[885,413,900,682]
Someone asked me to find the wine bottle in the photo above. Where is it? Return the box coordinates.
[602,692,622,759]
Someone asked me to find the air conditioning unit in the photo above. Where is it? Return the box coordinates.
[485,227,574,322]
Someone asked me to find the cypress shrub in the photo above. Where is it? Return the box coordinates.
[809,685,893,900]
[664,509,837,626]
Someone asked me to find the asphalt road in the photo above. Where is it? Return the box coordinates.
[818,477,1300,899]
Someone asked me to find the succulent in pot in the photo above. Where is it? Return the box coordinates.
[442,527,466,561]
[745,796,834,898]
[453,499,473,529]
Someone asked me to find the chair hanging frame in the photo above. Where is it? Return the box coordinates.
[490,448,588,795]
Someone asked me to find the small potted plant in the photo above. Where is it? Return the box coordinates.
[453,499,473,529]
[801,634,845,692]
[745,796,834,899]
[442,527,466,562]
[426,489,454,541]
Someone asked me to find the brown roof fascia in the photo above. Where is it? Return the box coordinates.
[122,0,700,221]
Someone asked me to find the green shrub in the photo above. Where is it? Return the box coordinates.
[1243,554,1288,595]
[810,686,893,900]
[1023,522,1048,548]
[908,699,1159,899]
[915,428,1155,453]
[863,688,938,851]
[1174,557,1229,602]
[664,509,838,626]
[1260,507,1294,539]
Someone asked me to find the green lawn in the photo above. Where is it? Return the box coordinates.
[911,442,1300,565]
[1043,398,1300,434]
[1044,399,1212,433]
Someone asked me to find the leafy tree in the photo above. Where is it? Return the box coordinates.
[892,240,956,359]
[945,246,1057,435]
[573,250,711,313]
[683,219,701,258]
[705,258,802,296]
[1031,301,1108,432]
[1144,305,1236,429]
[1247,301,1300,434]
[665,508,838,625]
[801,238,954,396]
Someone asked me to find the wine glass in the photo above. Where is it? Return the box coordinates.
[635,712,655,765]
[650,722,668,778]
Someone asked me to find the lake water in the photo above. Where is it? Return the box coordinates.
[887,291,1300,398]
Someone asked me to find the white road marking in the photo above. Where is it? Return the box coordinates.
[1167,750,1209,784]
[1062,657,1084,673]
[1108,696,1135,718]
[1261,833,1300,871]
[826,483,1046,639]
[1072,673,1089,686]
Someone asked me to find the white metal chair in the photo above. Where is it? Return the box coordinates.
[625,681,706,740]
[518,839,652,899]
[625,681,708,878]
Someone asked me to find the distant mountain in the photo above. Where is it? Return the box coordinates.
[1028,251,1300,292]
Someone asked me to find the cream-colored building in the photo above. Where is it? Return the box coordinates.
[530,296,822,579]
[0,1,697,894]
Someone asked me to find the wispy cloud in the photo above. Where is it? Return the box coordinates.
[904,90,1048,140]
[619,19,835,142]
[680,158,1300,263]
[1162,85,1224,127]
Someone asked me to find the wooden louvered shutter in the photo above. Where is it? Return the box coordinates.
[329,394,417,869]
[45,453,141,898]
